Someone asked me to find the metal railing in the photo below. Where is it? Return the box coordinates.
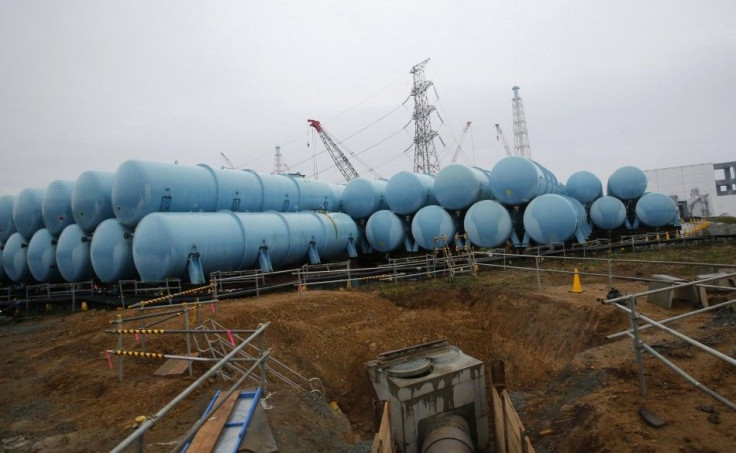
[110,322,270,453]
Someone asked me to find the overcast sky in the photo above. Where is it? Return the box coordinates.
[1,0,735,195]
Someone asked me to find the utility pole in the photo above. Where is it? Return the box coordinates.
[410,59,442,174]
[512,86,532,159]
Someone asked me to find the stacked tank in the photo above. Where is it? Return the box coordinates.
[0,157,684,285]
[1,160,354,284]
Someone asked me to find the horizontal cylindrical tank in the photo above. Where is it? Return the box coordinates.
[0,195,17,244]
[607,166,647,201]
[411,205,457,250]
[489,157,562,206]
[463,200,513,248]
[385,172,437,215]
[433,164,492,211]
[72,170,115,233]
[523,194,586,244]
[90,219,137,283]
[13,188,46,241]
[635,192,678,227]
[342,178,388,219]
[329,184,345,212]
[240,170,301,212]
[112,160,219,227]
[42,180,76,237]
[27,229,62,283]
[132,211,360,281]
[366,210,408,253]
[56,224,95,282]
[133,212,247,281]
[313,212,360,258]
[565,171,602,204]
[589,196,627,230]
[286,175,340,211]
[2,233,30,282]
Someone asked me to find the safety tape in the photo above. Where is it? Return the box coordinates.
[109,349,165,359]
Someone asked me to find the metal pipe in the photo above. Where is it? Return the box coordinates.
[604,272,736,306]
[105,350,264,363]
[106,328,260,335]
[628,297,647,396]
[110,322,270,453]
[421,415,475,453]
[607,297,736,340]
[611,303,736,367]
[627,332,736,411]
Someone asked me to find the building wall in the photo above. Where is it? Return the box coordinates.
[645,162,736,218]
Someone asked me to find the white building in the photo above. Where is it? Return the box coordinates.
[645,162,736,218]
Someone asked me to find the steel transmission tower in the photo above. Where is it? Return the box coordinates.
[410,59,442,174]
[511,86,532,159]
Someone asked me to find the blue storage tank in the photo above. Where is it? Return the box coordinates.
[590,196,627,230]
[133,212,247,282]
[385,172,437,215]
[564,195,593,238]
[607,166,647,200]
[72,171,115,233]
[286,175,339,211]
[366,210,408,253]
[433,164,492,211]
[42,180,76,237]
[523,194,588,244]
[342,178,388,219]
[197,165,258,212]
[132,211,360,281]
[463,200,513,248]
[329,184,345,212]
[90,219,137,283]
[241,170,302,212]
[635,192,678,227]
[411,205,457,250]
[489,157,562,206]
[112,160,219,227]
[313,212,360,259]
[0,195,17,244]
[0,249,5,282]
[27,228,62,282]
[56,224,95,282]
[2,233,30,282]
[13,188,46,241]
[565,171,603,204]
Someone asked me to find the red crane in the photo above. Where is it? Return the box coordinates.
[308,119,360,182]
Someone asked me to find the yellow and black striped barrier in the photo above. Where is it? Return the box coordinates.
[133,284,212,309]
[112,329,167,335]
[107,349,165,359]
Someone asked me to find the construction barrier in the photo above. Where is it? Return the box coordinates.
[132,284,213,309]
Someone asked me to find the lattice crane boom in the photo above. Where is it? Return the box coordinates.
[307,119,360,182]
[451,121,472,163]
[494,124,513,157]
[511,86,532,159]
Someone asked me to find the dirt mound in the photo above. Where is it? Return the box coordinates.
[0,259,733,452]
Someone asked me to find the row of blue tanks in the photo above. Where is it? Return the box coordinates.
[0,157,679,285]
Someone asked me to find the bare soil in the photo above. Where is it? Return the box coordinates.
[0,246,734,452]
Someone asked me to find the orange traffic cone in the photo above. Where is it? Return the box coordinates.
[570,268,583,293]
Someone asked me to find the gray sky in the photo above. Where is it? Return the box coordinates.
[1,0,735,195]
